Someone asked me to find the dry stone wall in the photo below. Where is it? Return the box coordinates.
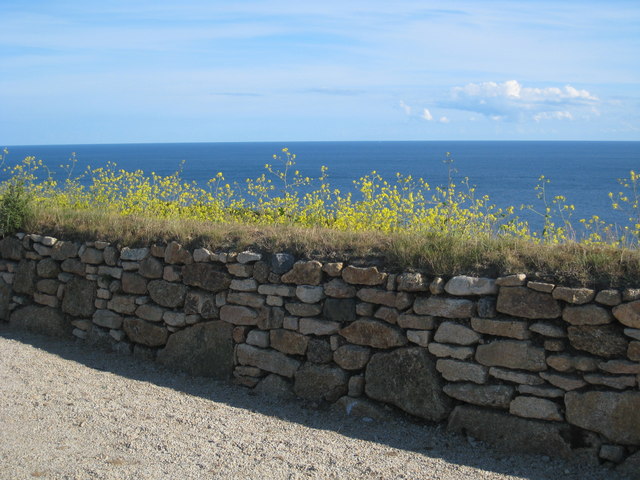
[2,233,640,471]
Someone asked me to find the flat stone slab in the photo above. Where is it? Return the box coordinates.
[496,287,561,319]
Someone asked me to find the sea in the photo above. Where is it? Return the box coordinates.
[2,141,640,230]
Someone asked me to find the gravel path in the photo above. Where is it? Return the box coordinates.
[0,325,626,480]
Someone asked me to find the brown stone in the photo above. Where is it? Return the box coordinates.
[135,303,164,322]
[427,343,474,360]
[470,317,530,340]
[50,241,79,261]
[339,319,407,349]
[495,274,526,286]
[475,340,546,371]
[333,345,371,370]
[322,262,343,277]
[123,317,168,347]
[443,383,514,408]
[36,258,60,278]
[227,263,253,277]
[92,309,123,329]
[444,276,497,296]
[447,405,573,458]
[552,286,595,304]
[61,277,96,317]
[629,341,640,361]
[281,260,323,285]
[285,302,322,317]
[613,300,640,329]
[527,281,555,293]
[563,304,612,325]
[182,263,230,293]
[164,241,193,264]
[341,265,386,286]
[355,288,396,307]
[365,347,451,421]
[107,295,137,315]
[595,289,622,306]
[157,321,233,378]
[147,280,187,308]
[294,363,348,402]
[599,359,640,375]
[184,290,218,319]
[565,391,640,445]
[567,325,628,358]
[270,329,308,355]
[121,272,148,295]
[413,297,475,318]
[298,318,340,336]
[227,292,265,308]
[496,287,561,319]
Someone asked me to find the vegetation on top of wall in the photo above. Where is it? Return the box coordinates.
[3,148,640,287]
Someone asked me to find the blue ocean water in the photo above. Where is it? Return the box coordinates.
[3,141,640,229]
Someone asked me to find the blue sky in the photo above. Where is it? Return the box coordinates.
[1,0,639,144]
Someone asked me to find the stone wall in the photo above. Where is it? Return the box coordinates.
[1,232,640,472]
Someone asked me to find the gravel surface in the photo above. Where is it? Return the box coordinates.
[0,325,627,480]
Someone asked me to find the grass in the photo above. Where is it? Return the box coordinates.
[26,206,640,289]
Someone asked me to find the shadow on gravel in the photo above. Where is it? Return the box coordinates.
[0,325,621,480]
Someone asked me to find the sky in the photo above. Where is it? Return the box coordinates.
[1,0,639,144]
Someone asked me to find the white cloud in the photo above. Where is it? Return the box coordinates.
[399,100,412,116]
[439,116,450,123]
[444,80,599,122]
[421,108,433,121]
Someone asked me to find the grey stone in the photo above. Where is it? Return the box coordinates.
[616,451,640,478]
[285,302,322,317]
[10,305,71,337]
[193,248,212,263]
[13,260,36,294]
[495,274,526,286]
[0,281,12,321]
[138,256,163,278]
[333,345,371,370]
[182,264,231,292]
[339,319,407,349]
[0,237,23,260]
[36,258,60,278]
[583,373,636,389]
[624,328,640,340]
[323,298,356,323]
[79,247,104,264]
[471,317,530,339]
[135,303,164,322]
[219,305,265,326]
[496,287,561,319]
[529,322,566,337]
[427,343,474,360]
[156,321,234,378]
[148,280,188,308]
[348,376,364,397]
[397,272,428,292]
[517,385,564,398]
[121,272,148,295]
[227,292,265,308]
[295,285,324,303]
[444,276,497,296]
[107,295,137,315]
[237,251,261,264]
[62,277,96,317]
[37,279,59,295]
[356,288,397,307]
[269,253,295,275]
[447,405,573,458]
[123,317,168,347]
[92,309,123,329]
[230,278,258,292]
[184,290,218,319]
[475,340,546,371]
[163,311,186,327]
[365,347,451,421]
[488,367,545,385]
[294,363,349,402]
[257,284,296,297]
[236,343,301,378]
[629,341,640,361]
[60,258,84,275]
[436,359,488,384]
[254,374,295,399]
[595,289,622,306]
[164,241,193,265]
[434,321,481,345]
[527,281,555,293]
[323,279,356,298]
[406,330,431,347]
[103,246,118,266]
[257,307,284,330]
[567,325,628,358]
[298,318,340,336]
[50,241,79,261]
[539,372,587,390]
[599,359,640,375]
[307,338,333,364]
[565,391,640,445]
[509,396,563,421]
[599,444,626,463]
[397,314,435,330]
[413,297,475,318]
[476,297,497,318]
[443,383,514,408]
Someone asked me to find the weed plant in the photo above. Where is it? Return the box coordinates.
[3,147,640,286]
